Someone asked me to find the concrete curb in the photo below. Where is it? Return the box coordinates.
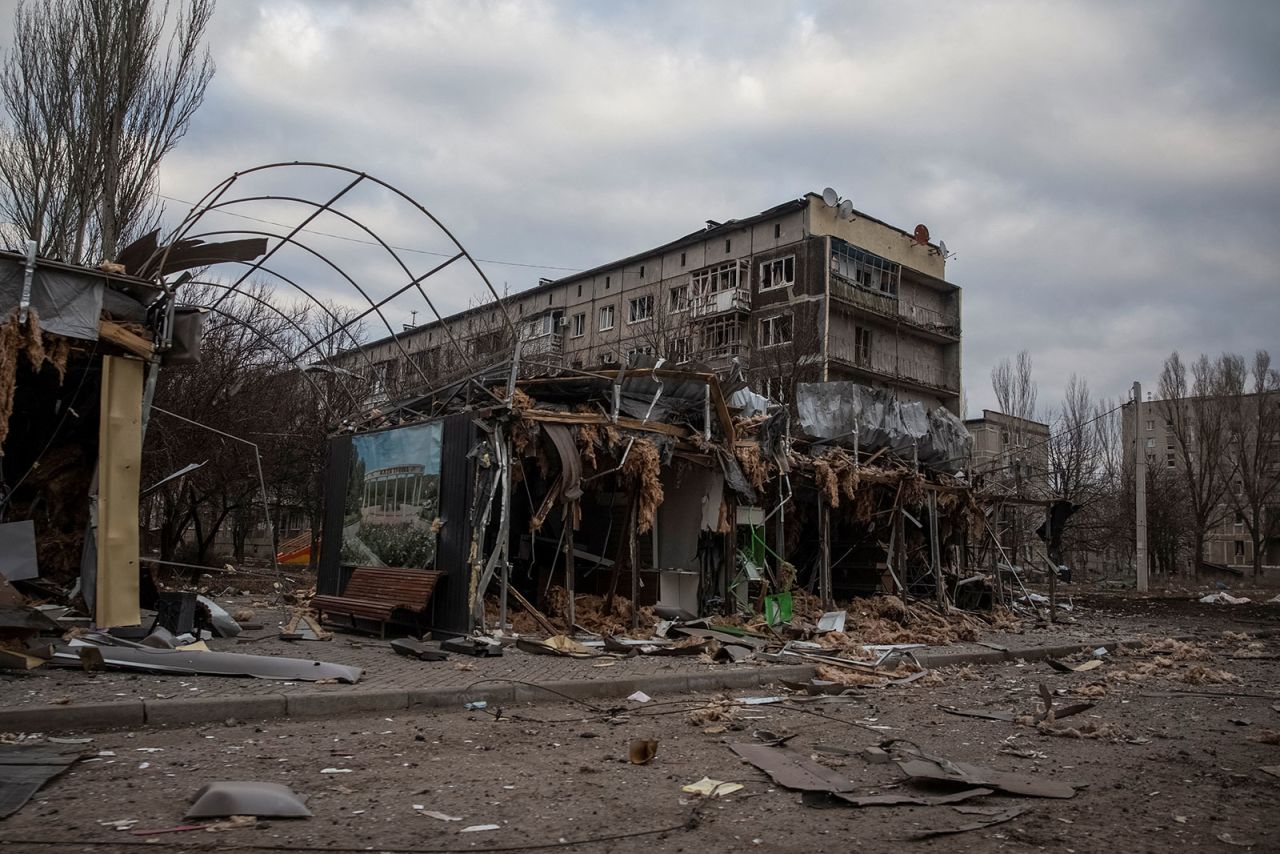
[0,664,819,735]
[0,636,1161,735]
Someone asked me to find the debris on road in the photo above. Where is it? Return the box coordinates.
[390,637,448,661]
[681,778,742,797]
[629,739,658,765]
[186,782,312,819]
[911,806,1028,839]
[728,742,855,792]
[0,744,83,819]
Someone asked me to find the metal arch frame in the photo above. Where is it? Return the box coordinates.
[184,259,384,377]
[180,302,353,423]
[172,227,440,393]
[177,279,368,416]
[179,193,473,367]
[149,161,520,389]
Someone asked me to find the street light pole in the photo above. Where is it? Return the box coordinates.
[1133,382,1149,592]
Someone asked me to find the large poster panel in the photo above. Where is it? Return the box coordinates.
[341,421,443,568]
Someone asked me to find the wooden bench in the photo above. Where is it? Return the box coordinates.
[311,566,443,638]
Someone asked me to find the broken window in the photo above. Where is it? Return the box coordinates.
[668,285,689,312]
[830,239,899,297]
[1145,419,1155,431]
[571,312,586,338]
[599,305,616,331]
[669,337,692,364]
[759,256,795,290]
[627,345,654,361]
[628,295,654,323]
[689,260,744,297]
[1235,540,1245,558]
[759,314,793,348]
[855,326,872,364]
[774,223,781,239]
[680,251,686,267]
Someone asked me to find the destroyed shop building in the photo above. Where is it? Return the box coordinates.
[0,234,264,640]
[314,362,982,639]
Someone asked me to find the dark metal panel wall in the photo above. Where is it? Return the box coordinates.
[316,434,352,596]
[427,412,477,636]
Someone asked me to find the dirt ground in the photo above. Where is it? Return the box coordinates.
[2,597,1278,853]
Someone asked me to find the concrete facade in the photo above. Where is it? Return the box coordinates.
[964,409,1051,489]
[337,193,962,413]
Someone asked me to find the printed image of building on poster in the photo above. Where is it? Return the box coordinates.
[341,421,443,567]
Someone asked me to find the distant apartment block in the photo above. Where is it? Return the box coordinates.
[1122,393,1280,569]
[964,409,1051,489]
[338,192,962,413]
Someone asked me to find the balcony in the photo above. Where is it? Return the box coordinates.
[689,287,750,318]
[828,338,960,395]
[829,276,960,339]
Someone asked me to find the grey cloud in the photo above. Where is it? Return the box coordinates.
[47,0,1276,416]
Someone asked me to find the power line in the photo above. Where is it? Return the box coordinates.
[155,192,584,273]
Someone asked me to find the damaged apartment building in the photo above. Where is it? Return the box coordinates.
[338,190,961,415]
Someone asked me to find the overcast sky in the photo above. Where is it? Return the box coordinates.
[6,0,1278,417]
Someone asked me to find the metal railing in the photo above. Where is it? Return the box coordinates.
[830,276,959,337]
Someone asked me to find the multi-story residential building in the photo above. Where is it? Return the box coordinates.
[338,192,962,413]
[964,410,1051,490]
[1122,393,1280,570]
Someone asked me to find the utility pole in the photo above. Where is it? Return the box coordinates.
[1133,381,1149,592]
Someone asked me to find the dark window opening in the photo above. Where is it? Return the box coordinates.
[774,223,781,239]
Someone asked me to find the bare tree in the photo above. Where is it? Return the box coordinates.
[1,0,214,262]
[1222,350,1280,576]
[990,350,1039,564]
[991,350,1038,424]
[1158,352,1233,576]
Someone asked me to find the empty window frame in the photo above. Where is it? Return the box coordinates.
[668,285,689,313]
[759,256,795,290]
[571,312,586,338]
[599,304,616,331]
[669,337,692,364]
[626,345,654,361]
[854,326,872,364]
[628,295,654,323]
[759,314,793,348]
[698,317,742,357]
[830,239,899,296]
[689,260,744,297]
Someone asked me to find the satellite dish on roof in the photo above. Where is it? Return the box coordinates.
[939,240,949,258]
[838,199,854,220]
[913,224,930,245]
[822,187,839,207]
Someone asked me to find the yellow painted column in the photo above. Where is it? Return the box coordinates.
[96,355,143,627]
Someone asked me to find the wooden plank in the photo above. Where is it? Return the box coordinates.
[506,585,558,636]
[522,409,690,438]
[98,320,154,360]
[709,376,735,444]
[96,356,143,628]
